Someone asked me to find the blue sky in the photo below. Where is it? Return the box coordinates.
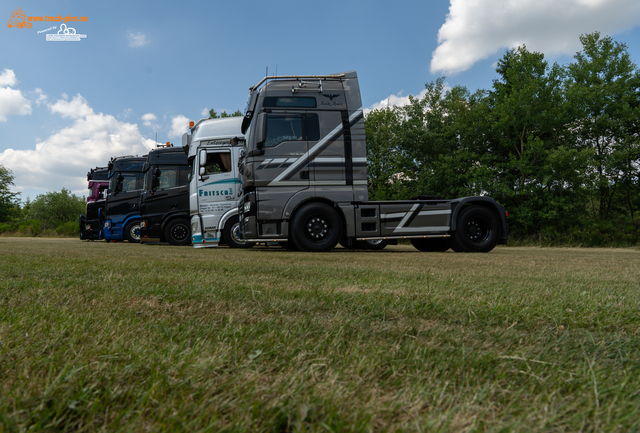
[2,0,640,201]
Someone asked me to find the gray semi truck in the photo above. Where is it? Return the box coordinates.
[237,71,508,252]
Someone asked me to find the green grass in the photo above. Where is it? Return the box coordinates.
[1,238,639,432]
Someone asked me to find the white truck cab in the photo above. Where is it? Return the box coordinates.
[183,117,252,248]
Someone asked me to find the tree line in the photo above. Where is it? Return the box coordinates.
[0,165,85,236]
[365,33,640,246]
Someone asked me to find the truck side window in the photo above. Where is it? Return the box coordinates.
[265,116,303,147]
[154,167,178,190]
[120,173,144,192]
[204,152,232,174]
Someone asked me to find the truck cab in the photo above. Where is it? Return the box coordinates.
[79,166,109,240]
[184,117,252,248]
[239,71,508,252]
[139,145,191,245]
[103,155,146,242]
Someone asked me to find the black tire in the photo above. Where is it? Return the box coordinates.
[449,206,499,252]
[79,215,86,240]
[222,215,253,249]
[411,238,450,252]
[123,220,141,243]
[164,218,191,246]
[290,202,342,252]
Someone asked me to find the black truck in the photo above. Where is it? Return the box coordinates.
[103,155,146,242]
[79,166,109,240]
[139,146,191,245]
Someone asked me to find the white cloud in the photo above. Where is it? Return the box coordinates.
[0,93,155,195]
[169,115,189,138]
[141,113,157,127]
[201,107,210,118]
[49,94,93,119]
[0,88,32,122]
[431,0,640,74]
[34,88,48,106]
[0,69,31,122]
[0,69,18,87]
[127,31,149,48]
[364,89,429,115]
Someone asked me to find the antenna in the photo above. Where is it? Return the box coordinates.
[275,65,278,77]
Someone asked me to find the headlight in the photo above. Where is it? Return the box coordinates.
[243,201,251,212]
[104,221,111,229]
[191,222,198,233]
[140,221,147,228]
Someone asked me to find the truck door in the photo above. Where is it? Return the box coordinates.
[306,110,345,186]
[253,113,310,189]
[143,165,190,217]
[197,149,239,234]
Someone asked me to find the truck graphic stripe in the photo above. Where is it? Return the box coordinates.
[269,109,363,185]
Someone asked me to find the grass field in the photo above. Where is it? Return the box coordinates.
[1,238,639,432]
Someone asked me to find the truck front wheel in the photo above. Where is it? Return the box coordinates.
[164,218,191,246]
[449,206,499,252]
[290,203,342,252]
[124,221,141,243]
[223,216,253,249]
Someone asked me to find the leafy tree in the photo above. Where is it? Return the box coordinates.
[209,109,243,119]
[28,188,85,231]
[477,45,591,235]
[0,165,21,223]
[566,32,640,220]
[364,107,406,200]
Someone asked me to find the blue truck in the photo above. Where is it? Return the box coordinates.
[103,155,146,242]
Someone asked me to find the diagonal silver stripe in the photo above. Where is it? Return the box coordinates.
[269,109,363,185]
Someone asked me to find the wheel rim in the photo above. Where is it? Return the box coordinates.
[130,224,141,241]
[305,216,330,242]
[231,222,246,244]
[171,224,188,242]
[466,217,490,243]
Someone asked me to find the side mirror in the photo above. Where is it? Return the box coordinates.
[199,149,207,166]
[255,113,266,148]
[199,166,206,176]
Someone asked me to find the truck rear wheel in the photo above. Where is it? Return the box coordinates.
[223,216,253,249]
[164,218,191,246]
[411,238,450,252]
[290,202,342,252]
[79,214,86,240]
[449,206,499,252]
[124,220,141,243]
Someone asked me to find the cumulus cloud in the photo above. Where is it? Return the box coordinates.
[49,93,94,119]
[431,0,640,74]
[0,93,155,195]
[141,113,157,127]
[127,31,149,48]
[0,69,31,121]
[169,115,189,138]
[0,69,18,87]
[364,89,429,115]
[34,88,48,106]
